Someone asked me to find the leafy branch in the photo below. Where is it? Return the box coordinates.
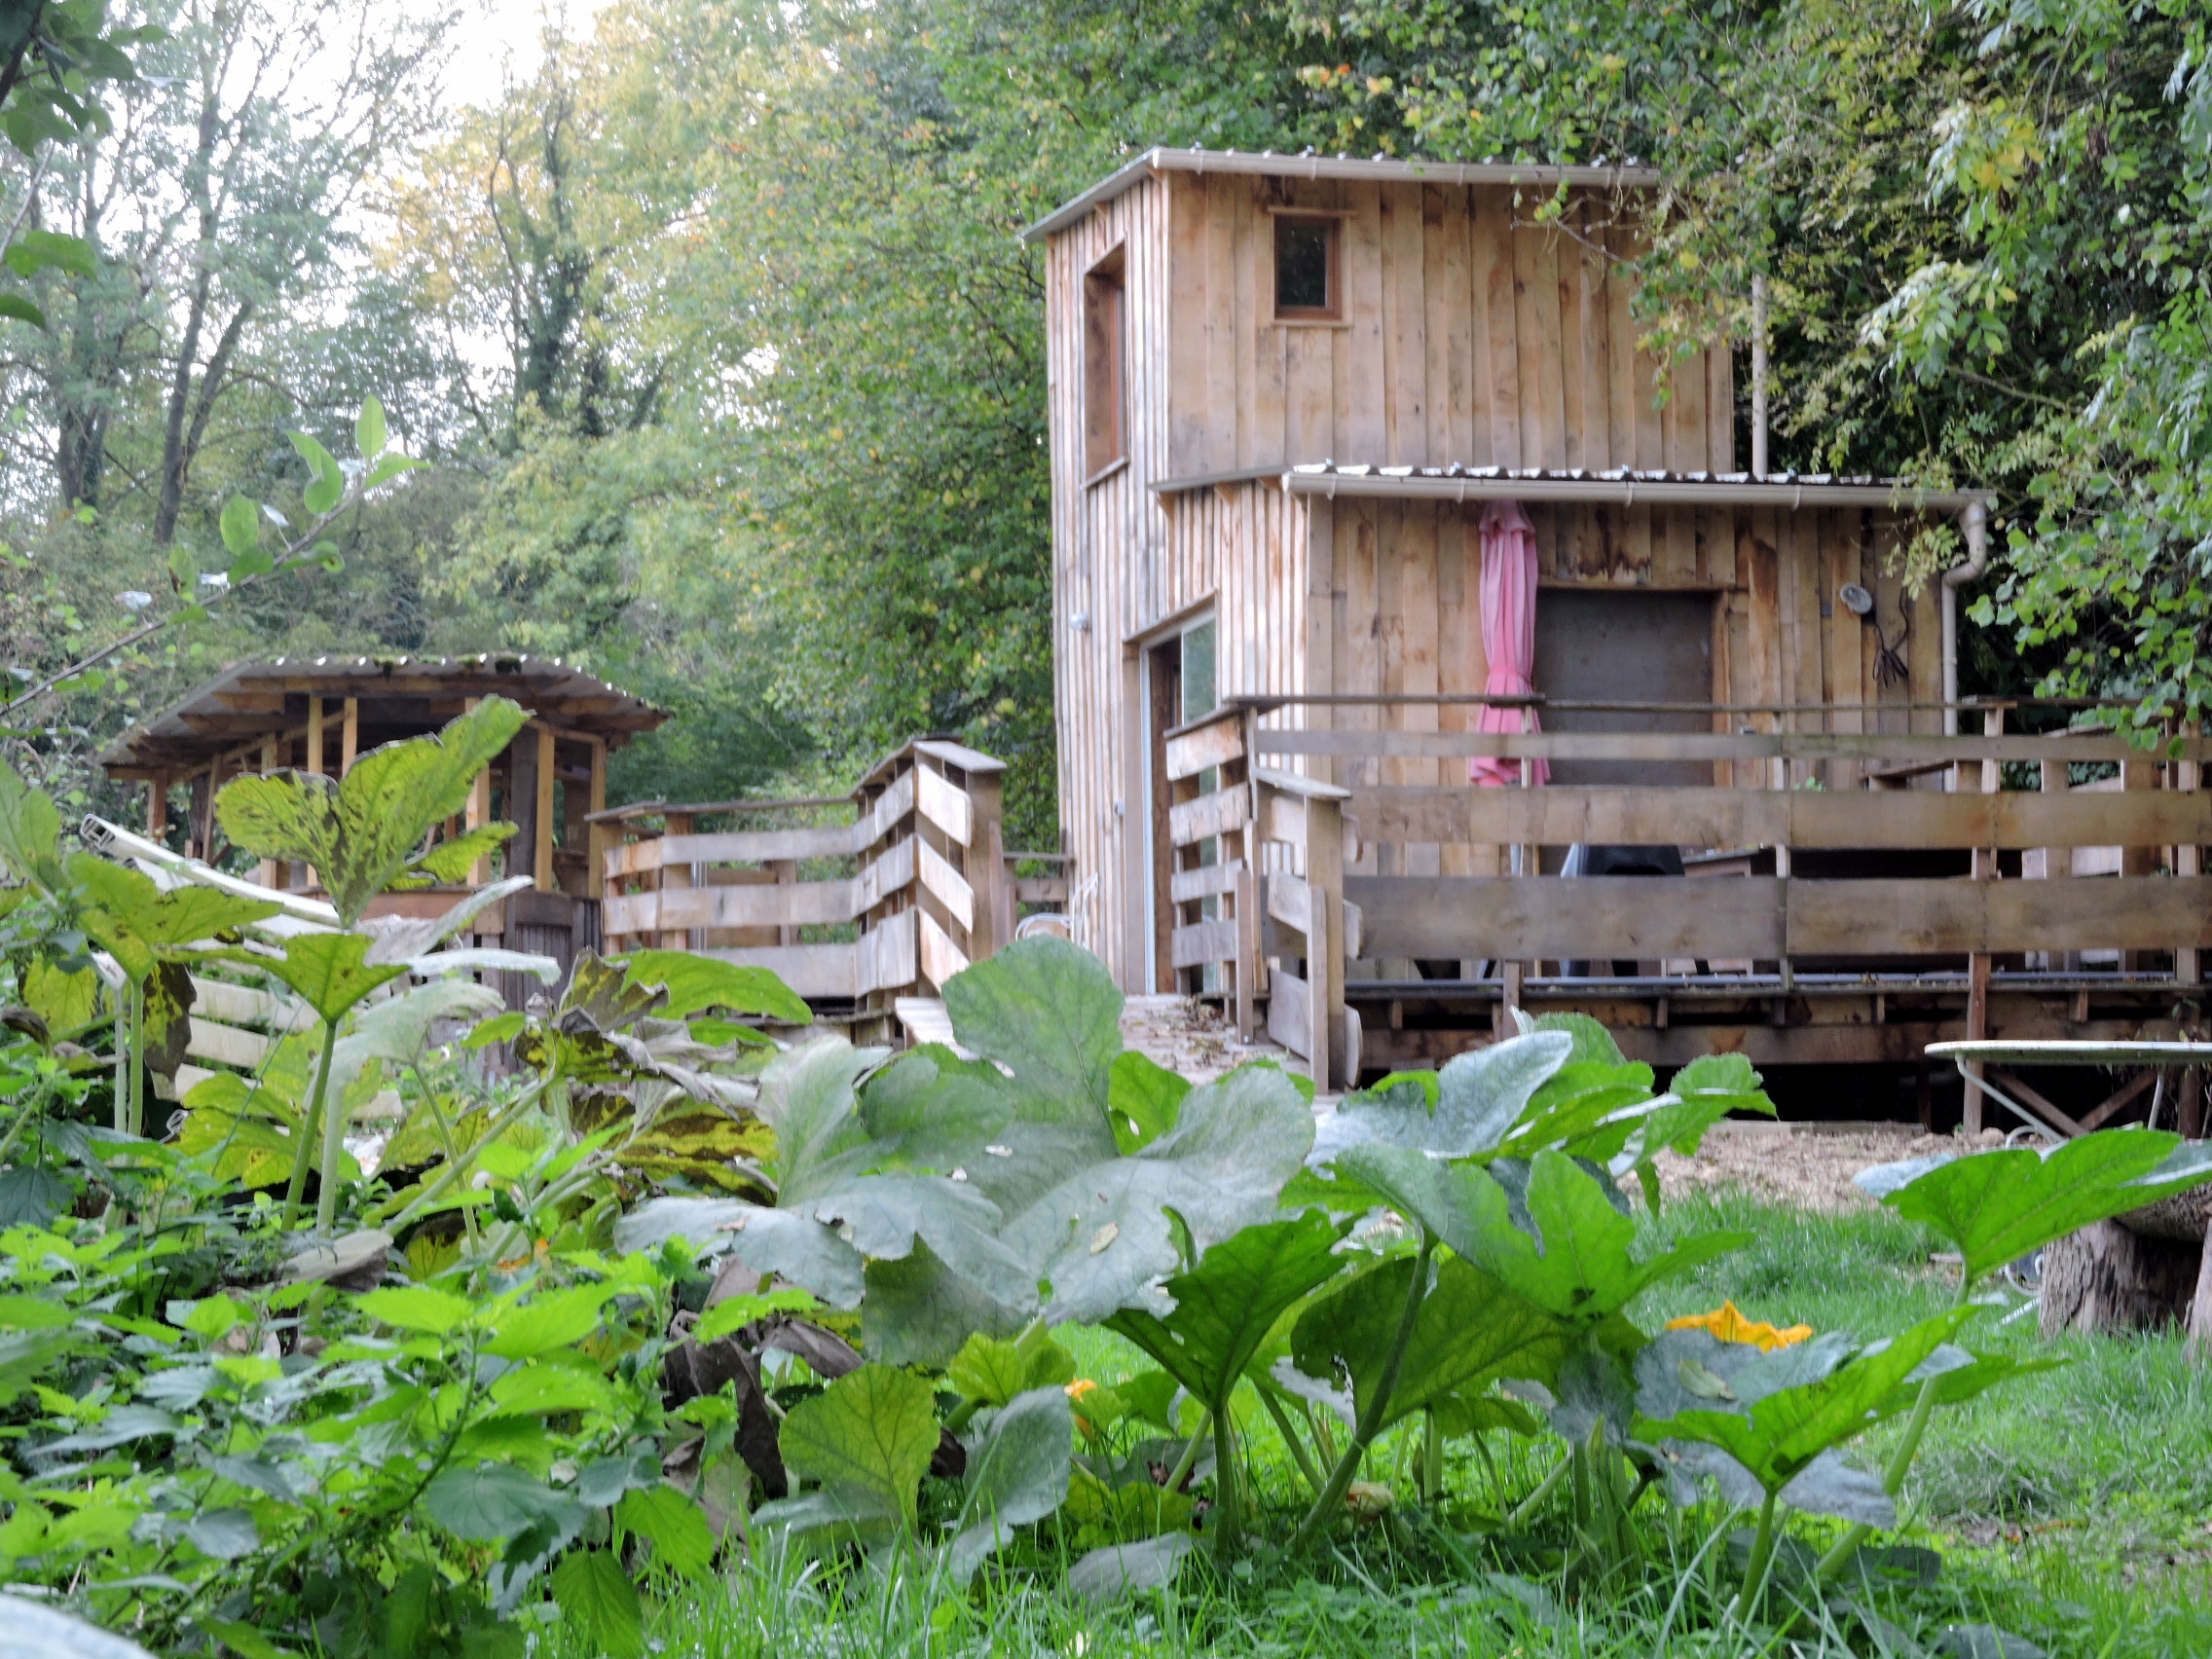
[0,397,423,723]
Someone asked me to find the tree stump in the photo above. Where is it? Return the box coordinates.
[2040,1177,2212,1346]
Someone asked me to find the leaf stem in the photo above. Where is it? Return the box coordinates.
[1285,1234,1435,1558]
[1729,1487,1781,1623]
[1209,1404,1240,1562]
[1502,1449,1572,1530]
[1421,1406,1443,1504]
[375,1070,556,1232]
[1256,1385,1325,1496]
[1163,1419,1209,1492]
[1812,1272,1973,1584]
[313,1015,356,1234]
[282,1017,341,1229]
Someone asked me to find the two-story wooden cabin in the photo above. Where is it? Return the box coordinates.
[1027,148,2212,1129]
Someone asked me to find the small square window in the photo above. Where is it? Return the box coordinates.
[1274,215,1339,318]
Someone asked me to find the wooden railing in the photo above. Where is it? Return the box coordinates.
[597,738,1045,1014]
[1161,701,2212,1090]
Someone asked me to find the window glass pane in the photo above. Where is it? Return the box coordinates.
[1181,620,1216,723]
[1275,219,1332,312]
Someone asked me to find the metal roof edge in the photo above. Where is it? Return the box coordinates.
[1020,147,1663,243]
[1278,467,1994,515]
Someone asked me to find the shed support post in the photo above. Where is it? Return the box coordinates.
[534,725,557,895]
[340,698,359,775]
[1305,793,1347,1090]
[584,736,609,910]
[147,772,167,840]
[256,737,283,891]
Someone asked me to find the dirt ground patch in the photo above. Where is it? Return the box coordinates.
[1654,1123,2008,1211]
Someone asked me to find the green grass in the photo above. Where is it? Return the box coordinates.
[550,1191,2212,1658]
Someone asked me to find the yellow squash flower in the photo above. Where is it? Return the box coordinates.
[1665,1300,1812,1352]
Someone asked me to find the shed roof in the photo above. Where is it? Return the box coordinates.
[1146,461,1994,515]
[1021,147,1663,242]
[99,653,665,780]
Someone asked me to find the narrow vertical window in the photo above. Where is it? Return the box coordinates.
[1084,248,1124,476]
[1273,215,1339,319]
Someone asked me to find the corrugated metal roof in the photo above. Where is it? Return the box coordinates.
[1020,146,1662,242]
[99,653,665,777]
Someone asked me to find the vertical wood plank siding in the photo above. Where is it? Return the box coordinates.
[1047,164,1941,989]
[1160,174,1734,478]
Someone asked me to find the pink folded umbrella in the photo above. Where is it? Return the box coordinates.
[1469,499,1548,787]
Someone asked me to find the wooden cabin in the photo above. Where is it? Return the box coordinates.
[98,654,664,994]
[1028,148,2212,1126]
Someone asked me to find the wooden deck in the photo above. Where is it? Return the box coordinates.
[1154,698,2210,1133]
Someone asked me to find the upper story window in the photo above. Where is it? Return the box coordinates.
[1273,214,1340,320]
[1084,247,1124,477]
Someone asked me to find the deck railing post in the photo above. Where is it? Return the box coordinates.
[1306,790,1349,1089]
[1961,708,2002,1134]
[658,811,693,951]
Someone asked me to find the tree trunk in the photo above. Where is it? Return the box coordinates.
[2040,1219,2200,1338]
[2041,1179,2212,1341]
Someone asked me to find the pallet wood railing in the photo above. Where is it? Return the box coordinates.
[598,738,1024,1013]
[1169,702,2211,1101]
[1160,708,1361,1087]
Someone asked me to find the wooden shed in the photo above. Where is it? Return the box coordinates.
[1028,148,2212,1118]
[98,654,664,990]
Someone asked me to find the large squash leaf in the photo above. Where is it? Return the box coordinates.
[262,932,410,1022]
[613,1038,1028,1320]
[1860,1130,2212,1285]
[215,697,528,924]
[616,949,810,1023]
[1334,1142,1746,1328]
[940,935,1124,1124]
[948,1383,1075,1580]
[1107,1210,1351,1413]
[769,1363,939,1529]
[1288,1253,1580,1432]
[1634,1308,1978,1520]
[1310,1031,1572,1162]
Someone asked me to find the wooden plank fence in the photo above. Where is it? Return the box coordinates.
[597,738,1063,1014]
